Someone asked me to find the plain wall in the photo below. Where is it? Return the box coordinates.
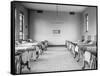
[82,7,97,40]
[15,3,28,41]
[29,11,82,45]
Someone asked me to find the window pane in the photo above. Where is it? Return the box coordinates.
[85,14,88,32]
[19,12,24,40]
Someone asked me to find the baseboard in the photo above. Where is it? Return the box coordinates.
[48,45,65,47]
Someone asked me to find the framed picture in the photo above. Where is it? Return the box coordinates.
[11,1,98,75]
[53,30,60,34]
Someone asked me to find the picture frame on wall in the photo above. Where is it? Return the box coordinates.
[11,1,98,75]
[53,30,60,34]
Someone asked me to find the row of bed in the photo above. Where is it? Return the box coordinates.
[15,37,97,74]
[65,37,97,70]
[15,39,48,74]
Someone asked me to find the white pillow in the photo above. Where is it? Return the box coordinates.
[75,46,78,52]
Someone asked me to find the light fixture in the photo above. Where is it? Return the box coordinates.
[37,10,43,13]
[69,11,75,15]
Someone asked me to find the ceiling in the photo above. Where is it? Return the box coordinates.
[22,3,87,12]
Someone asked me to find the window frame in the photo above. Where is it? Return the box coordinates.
[85,13,88,32]
[19,11,24,40]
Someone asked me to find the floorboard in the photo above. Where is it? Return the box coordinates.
[22,47,82,73]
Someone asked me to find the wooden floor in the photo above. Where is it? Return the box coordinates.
[22,47,82,73]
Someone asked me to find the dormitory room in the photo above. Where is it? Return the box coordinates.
[12,1,97,74]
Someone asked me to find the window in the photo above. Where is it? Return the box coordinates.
[15,8,17,40]
[85,14,88,32]
[15,8,17,19]
[19,12,24,40]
